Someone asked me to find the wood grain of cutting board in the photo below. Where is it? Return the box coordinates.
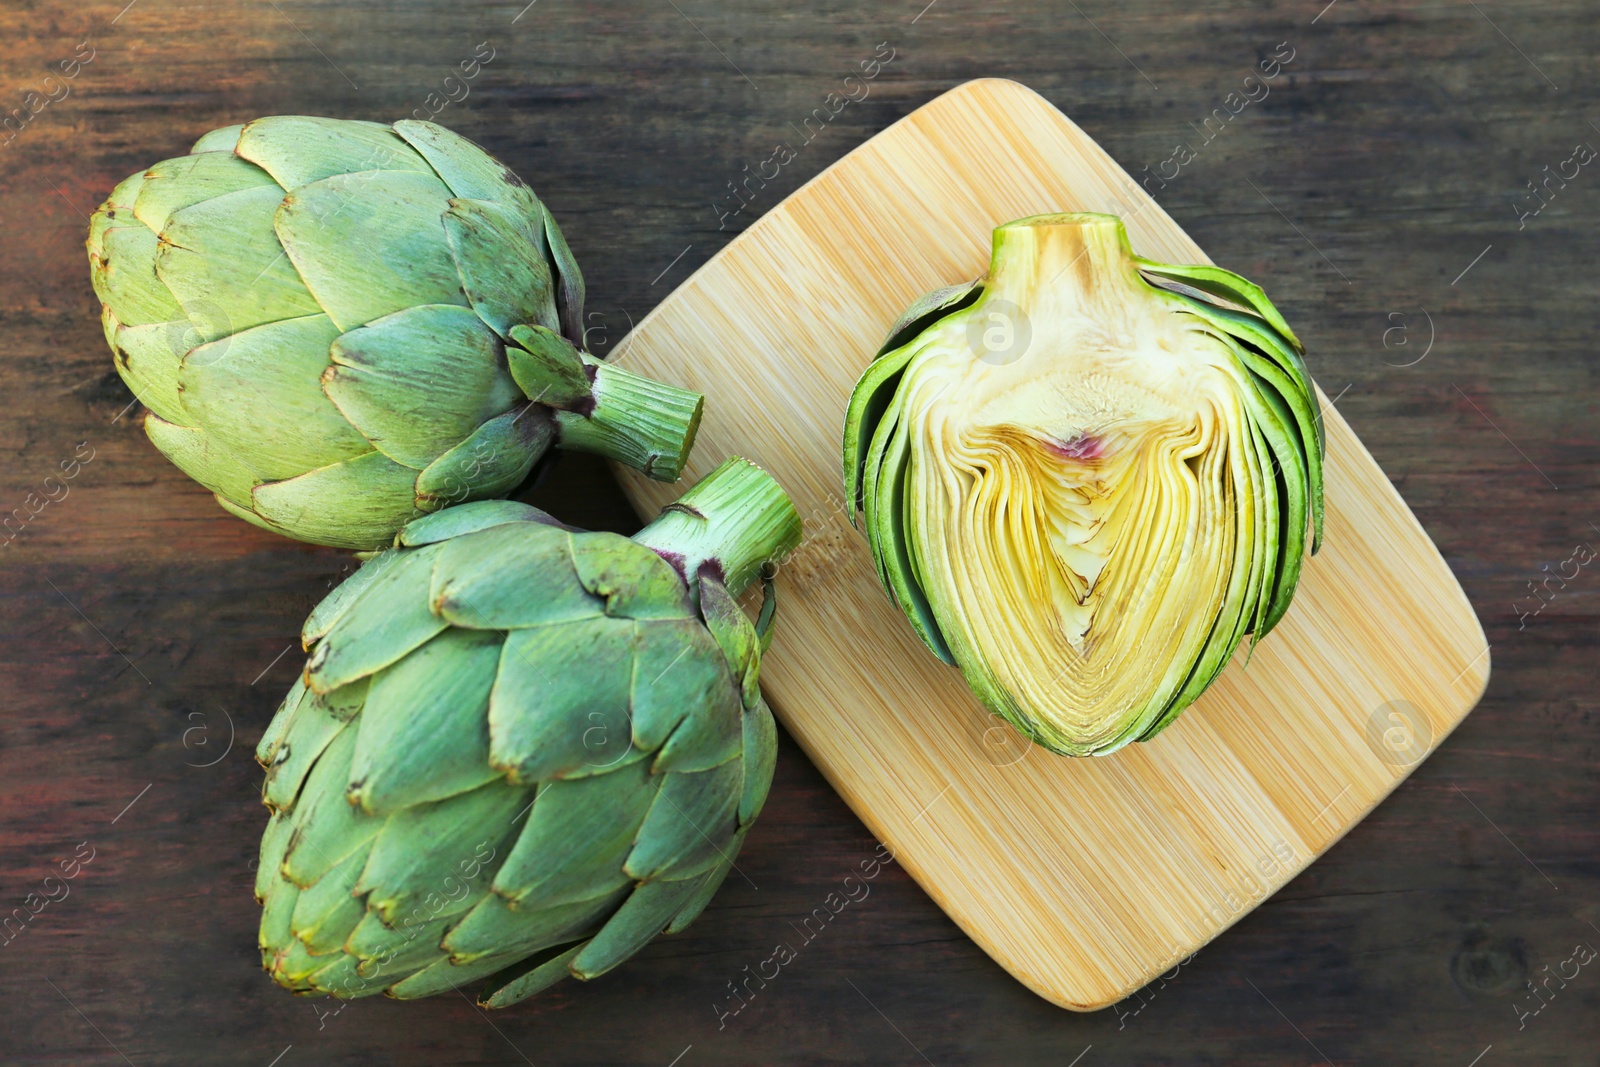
[610,78,1490,1011]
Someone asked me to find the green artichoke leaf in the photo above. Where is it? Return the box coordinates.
[96,223,186,327]
[344,909,451,978]
[652,678,741,775]
[282,727,382,887]
[414,404,553,512]
[487,616,638,783]
[353,779,529,928]
[688,572,756,678]
[862,378,956,666]
[753,575,778,659]
[303,953,394,999]
[1231,413,1286,635]
[429,522,596,630]
[324,304,521,470]
[541,207,587,344]
[314,675,370,723]
[874,280,982,358]
[190,123,243,153]
[214,493,295,537]
[629,618,732,753]
[387,945,535,1001]
[237,116,432,189]
[110,319,193,426]
[1230,344,1323,558]
[273,169,463,332]
[1135,256,1304,353]
[256,675,308,770]
[738,700,778,826]
[1237,401,1280,647]
[252,450,427,552]
[1171,297,1323,535]
[303,549,402,648]
[625,760,743,882]
[479,943,587,1009]
[505,323,592,408]
[842,340,919,519]
[271,937,341,986]
[348,628,503,817]
[492,760,658,910]
[397,499,555,547]
[569,874,710,981]
[444,198,560,338]
[98,305,120,354]
[664,831,745,935]
[156,184,322,341]
[305,541,448,690]
[132,152,279,234]
[647,581,745,774]
[179,313,370,482]
[1236,368,1305,636]
[569,530,696,620]
[442,887,623,964]
[392,119,544,229]
[86,170,146,262]
[290,839,373,954]
[142,415,260,507]
[257,811,295,903]
[262,683,351,814]
[258,869,299,955]
[1168,297,1326,519]
[1164,295,1314,416]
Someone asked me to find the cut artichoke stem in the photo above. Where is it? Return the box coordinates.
[984,212,1151,316]
[634,457,802,598]
[553,358,704,482]
[844,212,1323,757]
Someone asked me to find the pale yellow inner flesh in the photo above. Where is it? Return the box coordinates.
[903,295,1257,752]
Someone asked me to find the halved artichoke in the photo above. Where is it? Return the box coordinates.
[844,213,1324,757]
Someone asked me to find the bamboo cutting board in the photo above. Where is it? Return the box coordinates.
[610,79,1489,1011]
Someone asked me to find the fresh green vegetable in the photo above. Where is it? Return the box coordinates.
[88,116,702,550]
[256,457,800,1004]
[844,213,1323,756]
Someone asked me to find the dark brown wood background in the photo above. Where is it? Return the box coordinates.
[1,0,1595,1064]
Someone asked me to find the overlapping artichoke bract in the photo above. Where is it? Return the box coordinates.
[844,213,1324,757]
[88,116,703,550]
[255,458,801,1005]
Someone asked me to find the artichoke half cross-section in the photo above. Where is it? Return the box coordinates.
[88,116,703,550]
[256,458,801,1005]
[844,213,1324,757]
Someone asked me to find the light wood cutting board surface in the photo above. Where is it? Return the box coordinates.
[611,78,1490,1011]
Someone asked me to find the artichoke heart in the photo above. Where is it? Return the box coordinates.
[844,213,1324,757]
[256,458,801,1005]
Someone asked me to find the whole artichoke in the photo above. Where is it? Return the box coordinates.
[88,116,703,550]
[844,213,1323,757]
[255,457,801,1005]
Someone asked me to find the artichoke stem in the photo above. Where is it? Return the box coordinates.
[635,457,802,597]
[983,212,1147,318]
[552,361,704,482]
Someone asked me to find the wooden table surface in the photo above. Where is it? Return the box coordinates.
[1,2,1594,1064]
